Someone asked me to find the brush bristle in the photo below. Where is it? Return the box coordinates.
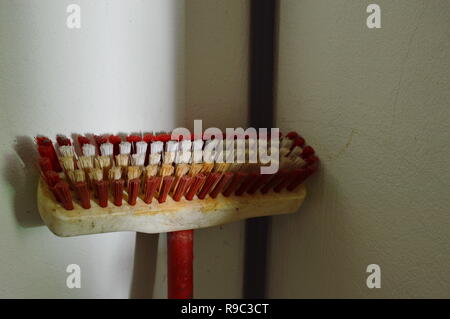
[36,130,319,209]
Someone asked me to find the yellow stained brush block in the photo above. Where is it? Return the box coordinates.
[37,177,306,237]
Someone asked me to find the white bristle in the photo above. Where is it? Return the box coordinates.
[100,142,113,156]
[179,140,192,152]
[59,145,74,157]
[204,139,219,151]
[131,153,145,166]
[192,150,203,163]
[119,142,131,155]
[135,141,148,154]
[192,139,204,151]
[82,144,96,157]
[165,141,179,152]
[203,149,215,163]
[175,151,191,164]
[150,141,163,153]
[225,150,234,163]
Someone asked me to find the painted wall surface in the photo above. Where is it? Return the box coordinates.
[0,0,184,298]
[184,0,249,299]
[269,0,450,298]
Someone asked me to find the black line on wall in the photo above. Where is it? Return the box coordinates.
[244,0,278,299]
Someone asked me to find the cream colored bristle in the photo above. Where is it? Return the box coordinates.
[59,156,75,171]
[188,163,203,176]
[290,146,303,157]
[213,162,230,173]
[280,147,290,158]
[108,166,122,180]
[163,151,176,164]
[78,156,94,170]
[127,166,142,180]
[149,153,161,165]
[280,138,293,149]
[201,162,214,174]
[144,165,158,178]
[159,164,174,177]
[95,155,111,169]
[89,168,103,182]
[71,169,86,183]
[115,154,129,167]
[174,163,189,177]
[290,156,305,168]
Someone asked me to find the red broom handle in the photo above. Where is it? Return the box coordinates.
[167,230,193,299]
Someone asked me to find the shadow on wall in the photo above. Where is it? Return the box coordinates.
[129,232,160,298]
[4,136,44,228]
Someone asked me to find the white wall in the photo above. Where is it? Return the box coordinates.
[269,0,450,298]
[0,0,184,298]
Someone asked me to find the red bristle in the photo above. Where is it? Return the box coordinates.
[198,173,221,200]
[305,155,319,166]
[94,135,108,154]
[126,135,142,154]
[38,144,62,172]
[273,171,297,193]
[300,145,315,159]
[286,131,299,139]
[44,170,61,187]
[56,135,71,146]
[94,180,109,208]
[127,178,141,206]
[54,181,74,210]
[286,168,308,192]
[143,134,154,165]
[95,135,108,145]
[109,135,122,156]
[158,176,175,203]
[36,136,51,146]
[74,182,91,209]
[143,176,161,204]
[77,136,91,148]
[235,172,259,196]
[185,174,206,201]
[172,175,191,202]
[111,179,124,206]
[210,172,233,199]
[156,134,171,143]
[247,173,272,195]
[39,157,52,172]
[305,162,319,179]
[291,136,305,150]
[143,134,154,143]
[223,172,247,197]
[260,170,288,194]
[126,135,142,143]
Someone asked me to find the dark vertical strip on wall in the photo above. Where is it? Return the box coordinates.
[244,0,277,298]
